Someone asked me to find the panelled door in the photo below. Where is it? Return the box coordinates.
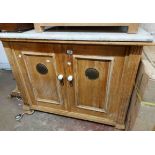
[13,43,66,110]
[12,42,130,124]
[73,55,113,113]
[64,44,128,120]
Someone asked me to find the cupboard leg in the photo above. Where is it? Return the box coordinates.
[115,123,125,130]
[10,85,21,98]
[23,104,34,115]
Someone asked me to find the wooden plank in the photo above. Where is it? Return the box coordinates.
[34,24,44,33]
[128,24,139,33]
[2,42,32,105]
[0,23,33,32]
[30,104,122,128]
[36,23,132,26]
[34,23,139,33]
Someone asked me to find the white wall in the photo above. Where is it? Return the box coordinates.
[0,41,10,69]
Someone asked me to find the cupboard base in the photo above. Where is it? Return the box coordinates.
[28,105,125,130]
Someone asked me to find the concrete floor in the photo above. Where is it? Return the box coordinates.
[0,70,116,131]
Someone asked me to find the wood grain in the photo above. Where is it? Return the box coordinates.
[73,55,113,113]
[63,44,130,123]
[0,23,33,32]
[12,42,67,110]
[116,46,142,127]
[2,41,143,129]
[34,23,139,33]
[2,42,32,106]
[22,53,63,105]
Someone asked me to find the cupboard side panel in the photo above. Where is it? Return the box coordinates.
[116,46,142,128]
[2,41,32,106]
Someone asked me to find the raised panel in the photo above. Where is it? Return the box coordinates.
[73,55,114,113]
[22,52,63,105]
[65,44,128,121]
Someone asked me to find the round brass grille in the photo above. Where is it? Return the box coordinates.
[85,68,99,80]
[36,63,48,75]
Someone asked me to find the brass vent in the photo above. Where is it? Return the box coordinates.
[85,68,99,80]
[36,63,48,75]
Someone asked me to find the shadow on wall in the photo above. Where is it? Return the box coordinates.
[0,41,11,70]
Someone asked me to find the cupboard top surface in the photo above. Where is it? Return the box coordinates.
[0,28,154,44]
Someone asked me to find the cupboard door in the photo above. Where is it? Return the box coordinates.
[22,52,65,109]
[65,45,128,121]
[73,55,113,113]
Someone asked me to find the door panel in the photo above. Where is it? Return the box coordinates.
[22,52,64,107]
[64,44,128,120]
[73,55,114,113]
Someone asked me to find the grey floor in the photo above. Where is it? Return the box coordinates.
[0,70,116,131]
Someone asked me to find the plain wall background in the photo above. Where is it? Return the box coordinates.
[0,41,10,69]
[141,23,155,36]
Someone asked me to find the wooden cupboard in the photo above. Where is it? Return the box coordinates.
[3,41,142,129]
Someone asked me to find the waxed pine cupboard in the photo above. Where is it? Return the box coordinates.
[2,41,142,129]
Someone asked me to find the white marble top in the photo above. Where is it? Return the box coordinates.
[0,28,153,42]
